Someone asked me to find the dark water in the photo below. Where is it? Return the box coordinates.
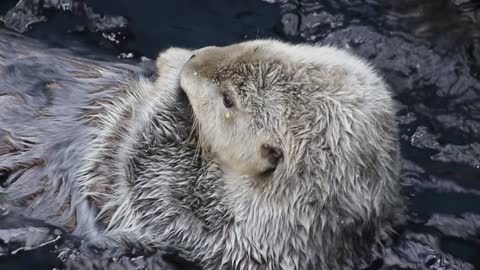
[0,0,479,269]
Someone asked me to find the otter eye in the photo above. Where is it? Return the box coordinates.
[222,93,234,108]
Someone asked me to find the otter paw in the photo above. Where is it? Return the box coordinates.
[156,47,194,75]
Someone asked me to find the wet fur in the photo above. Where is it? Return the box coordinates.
[0,30,402,270]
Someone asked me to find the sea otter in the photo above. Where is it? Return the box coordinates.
[0,31,402,269]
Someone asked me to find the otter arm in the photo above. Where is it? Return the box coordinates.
[0,28,154,234]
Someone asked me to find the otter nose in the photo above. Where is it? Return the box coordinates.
[196,45,217,52]
[189,46,218,60]
[183,45,220,77]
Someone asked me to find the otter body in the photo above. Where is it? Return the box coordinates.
[0,31,402,270]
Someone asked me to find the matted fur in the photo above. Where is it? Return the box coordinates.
[0,30,402,270]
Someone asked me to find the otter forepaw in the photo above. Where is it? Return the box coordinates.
[156,47,194,76]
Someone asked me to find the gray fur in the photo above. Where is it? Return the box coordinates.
[0,31,402,270]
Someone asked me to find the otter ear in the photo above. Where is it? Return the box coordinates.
[260,144,283,175]
[156,47,194,76]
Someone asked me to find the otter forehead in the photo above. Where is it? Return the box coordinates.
[180,39,390,132]
[187,44,292,90]
[189,43,302,82]
[190,39,372,76]
[184,40,377,88]
[183,42,354,109]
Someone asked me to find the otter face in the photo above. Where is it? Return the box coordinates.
[172,41,399,269]
[180,45,289,179]
[179,40,399,207]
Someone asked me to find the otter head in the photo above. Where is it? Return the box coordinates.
[179,40,400,221]
[180,45,287,180]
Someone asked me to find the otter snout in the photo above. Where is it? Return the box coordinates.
[181,46,220,76]
[180,46,223,102]
[187,45,218,61]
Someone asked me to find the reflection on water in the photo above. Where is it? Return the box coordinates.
[0,0,479,269]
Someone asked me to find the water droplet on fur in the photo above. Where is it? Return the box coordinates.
[193,72,198,76]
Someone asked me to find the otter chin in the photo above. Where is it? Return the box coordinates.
[1,37,402,270]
